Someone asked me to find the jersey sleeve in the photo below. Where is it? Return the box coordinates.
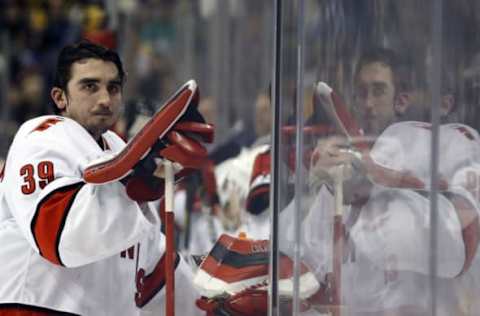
[369,122,409,171]
[4,121,158,268]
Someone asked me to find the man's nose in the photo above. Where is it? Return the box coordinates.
[97,87,112,108]
[364,93,376,113]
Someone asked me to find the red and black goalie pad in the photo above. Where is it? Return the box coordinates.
[196,288,312,316]
[196,288,268,316]
[246,149,271,215]
[194,233,320,299]
[83,80,214,185]
[198,234,270,283]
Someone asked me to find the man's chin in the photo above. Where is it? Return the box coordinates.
[94,115,115,126]
[364,119,394,136]
[363,121,377,136]
[87,120,114,136]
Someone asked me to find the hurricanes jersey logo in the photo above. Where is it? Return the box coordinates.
[30,117,64,133]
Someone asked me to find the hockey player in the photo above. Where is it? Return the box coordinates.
[286,48,480,315]
[0,41,209,315]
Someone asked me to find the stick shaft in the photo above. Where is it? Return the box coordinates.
[164,161,175,316]
[332,166,344,316]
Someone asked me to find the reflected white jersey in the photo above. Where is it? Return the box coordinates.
[0,116,200,316]
[370,121,480,185]
[351,121,480,277]
[293,121,480,314]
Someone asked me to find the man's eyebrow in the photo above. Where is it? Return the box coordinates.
[109,78,123,85]
[76,77,122,85]
[77,78,100,85]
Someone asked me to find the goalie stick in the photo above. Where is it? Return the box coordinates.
[330,165,344,316]
[164,161,175,316]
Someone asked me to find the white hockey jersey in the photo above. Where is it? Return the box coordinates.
[352,121,480,276]
[0,116,200,315]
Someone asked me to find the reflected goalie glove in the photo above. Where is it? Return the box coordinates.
[83,80,214,201]
[245,148,271,215]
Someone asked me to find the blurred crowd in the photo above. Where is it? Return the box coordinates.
[0,0,181,158]
[2,0,108,126]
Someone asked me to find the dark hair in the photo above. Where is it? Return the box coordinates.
[355,47,416,93]
[51,40,125,114]
[53,40,125,92]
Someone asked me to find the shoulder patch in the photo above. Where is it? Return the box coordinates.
[30,117,64,133]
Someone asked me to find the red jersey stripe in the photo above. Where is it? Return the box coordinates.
[0,303,79,315]
[30,183,84,266]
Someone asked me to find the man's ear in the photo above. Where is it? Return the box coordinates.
[51,87,67,112]
[393,92,411,115]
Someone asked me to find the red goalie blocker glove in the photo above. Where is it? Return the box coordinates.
[124,113,214,202]
[83,80,214,201]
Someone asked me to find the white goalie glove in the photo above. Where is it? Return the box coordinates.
[308,136,370,201]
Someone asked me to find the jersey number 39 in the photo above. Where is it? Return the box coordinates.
[20,161,54,194]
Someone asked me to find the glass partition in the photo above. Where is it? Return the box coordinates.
[274,0,480,315]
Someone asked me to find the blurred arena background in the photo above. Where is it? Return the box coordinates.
[2,1,480,162]
[0,0,275,164]
[2,1,480,154]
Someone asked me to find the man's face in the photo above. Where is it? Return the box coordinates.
[55,58,122,139]
[354,61,396,135]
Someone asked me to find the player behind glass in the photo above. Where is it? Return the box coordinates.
[298,47,480,316]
